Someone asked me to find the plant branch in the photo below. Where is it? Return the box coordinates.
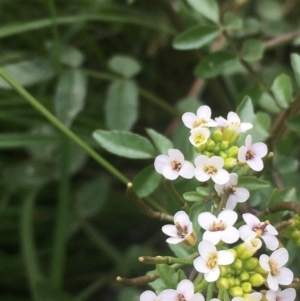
[257,201,300,218]
[139,253,197,265]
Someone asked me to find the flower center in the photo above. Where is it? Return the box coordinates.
[204,165,217,174]
[207,252,218,269]
[194,134,206,145]
[175,222,188,238]
[268,259,280,276]
[171,160,182,171]
[209,220,226,231]
[245,150,255,160]
[177,294,186,301]
[193,118,206,128]
[229,185,236,193]
[253,220,269,238]
[230,121,241,127]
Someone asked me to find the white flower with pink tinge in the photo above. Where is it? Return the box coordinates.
[154,149,194,180]
[140,290,161,301]
[266,288,296,301]
[231,292,262,301]
[239,213,279,251]
[162,211,196,245]
[198,210,239,245]
[182,105,217,129]
[194,155,230,185]
[238,135,268,171]
[259,248,294,291]
[159,279,204,301]
[215,112,253,132]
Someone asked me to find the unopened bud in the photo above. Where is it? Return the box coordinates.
[234,278,241,286]
[213,145,221,154]
[203,151,213,158]
[243,257,258,270]
[233,258,242,270]
[220,265,232,276]
[227,146,239,158]
[181,229,197,247]
[224,158,237,169]
[206,139,216,151]
[219,151,228,160]
[255,265,268,275]
[241,282,252,293]
[228,277,235,287]
[222,127,232,141]
[239,270,249,281]
[211,129,223,143]
[229,286,243,297]
[229,131,240,145]
[220,140,230,151]
[249,273,265,287]
[217,277,230,290]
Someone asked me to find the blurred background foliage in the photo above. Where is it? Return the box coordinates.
[1,0,300,300]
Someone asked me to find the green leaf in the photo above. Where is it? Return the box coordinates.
[274,155,299,174]
[0,59,54,89]
[242,39,264,62]
[256,0,283,21]
[190,203,205,234]
[146,128,173,154]
[108,55,141,78]
[76,178,110,218]
[237,176,270,190]
[194,52,236,79]
[271,74,292,108]
[105,79,138,131]
[224,12,243,31]
[172,25,220,50]
[168,243,195,258]
[196,187,211,197]
[183,191,203,202]
[286,114,300,135]
[148,276,166,294]
[156,264,178,289]
[236,96,256,124]
[93,130,156,159]
[177,269,187,282]
[186,0,220,23]
[266,188,281,207]
[291,53,300,87]
[60,45,85,68]
[54,69,87,127]
[132,165,162,197]
[258,92,280,114]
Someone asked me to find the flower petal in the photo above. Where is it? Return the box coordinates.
[162,165,179,180]
[193,256,210,273]
[211,169,229,184]
[247,156,264,171]
[234,187,250,202]
[182,112,197,129]
[197,105,211,119]
[217,250,234,265]
[259,254,271,271]
[218,210,238,226]
[140,291,158,301]
[221,227,239,244]
[198,240,216,259]
[261,234,279,251]
[194,169,210,182]
[238,146,247,163]
[154,155,170,173]
[177,279,194,299]
[198,212,217,230]
[179,161,195,179]
[159,289,177,301]
[243,213,260,228]
[278,288,296,301]
[166,237,184,244]
[267,273,279,291]
[204,266,220,282]
[168,149,184,162]
[277,267,294,285]
[270,248,289,266]
[265,290,277,301]
[203,230,222,245]
[239,225,256,241]
[252,142,268,158]
[162,225,177,237]
[189,293,205,301]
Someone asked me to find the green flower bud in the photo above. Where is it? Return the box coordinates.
[220,140,230,151]
[229,286,243,297]
[239,270,249,281]
[236,244,253,260]
[195,142,207,153]
[211,129,223,143]
[203,151,213,158]
[242,257,258,270]
[206,139,216,151]
[249,273,265,287]
[296,238,300,247]
[228,277,236,287]
[234,278,241,286]
[212,145,221,154]
[229,248,237,259]
[219,151,228,160]
[233,258,243,270]
[255,264,268,275]
[229,131,240,145]
[241,282,252,293]
[222,127,232,141]
[224,157,237,169]
[227,146,239,158]
[217,277,230,290]
[291,230,300,240]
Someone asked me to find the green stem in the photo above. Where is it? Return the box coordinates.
[50,138,70,290]
[223,290,231,301]
[139,253,198,265]
[194,279,208,293]
[0,68,129,185]
[217,289,224,300]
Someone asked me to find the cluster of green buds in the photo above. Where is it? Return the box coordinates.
[282,214,300,246]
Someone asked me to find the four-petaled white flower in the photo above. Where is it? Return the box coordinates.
[159,279,204,301]
[154,149,194,180]
[193,240,234,282]
[140,290,161,301]
[214,173,250,210]
[266,288,296,301]
[215,112,253,132]
[259,248,294,291]
[194,155,230,185]
[189,127,210,147]
[239,213,279,251]
[238,135,268,171]
[198,210,239,245]
[162,211,196,246]
[231,292,262,301]
[182,105,217,129]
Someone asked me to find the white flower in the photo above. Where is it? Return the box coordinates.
[154,149,194,180]
[243,237,263,253]
[182,105,217,129]
[159,279,204,301]
[266,288,296,301]
[189,127,210,147]
[239,213,279,251]
[193,240,234,282]
[194,155,230,185]
[162,211,196,245]
[140,290,161,301]
[259,248,294,291]
[215,112,253,132]
[214,173,250,210]
[232,292,262,301]
[198,210,239,245]
[238,135,268,171]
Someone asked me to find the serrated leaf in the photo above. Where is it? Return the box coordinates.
[172,25,220,50]
[0,59,54,89]
[242,39,264,62]
[271,74,292,108]
[108,55,141,78]
[146,128,173,154]
[132,165,162,197]
[183,191,202,202]
[54,69,87,127]
[186,0,220,23]
[291,53,300,88]
[194,52,236,79]
[156,264,178,289]
[105,79,138,131]
[93,130,156,159]
[238,176,270,190]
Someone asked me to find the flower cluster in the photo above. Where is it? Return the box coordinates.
[139,105,296,301]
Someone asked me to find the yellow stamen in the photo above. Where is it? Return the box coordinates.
[204,165,217,174]
[207,252,218,269]
[193,118,206,128]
